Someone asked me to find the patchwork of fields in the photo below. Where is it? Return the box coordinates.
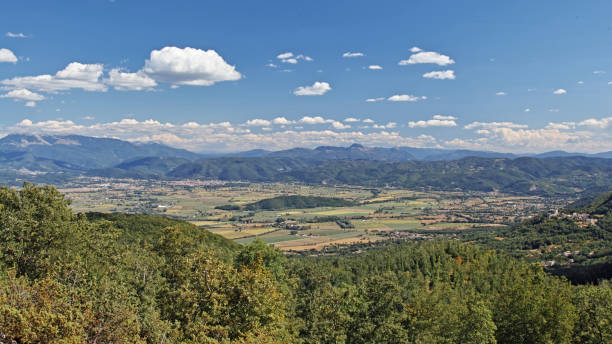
[61,177,571,251]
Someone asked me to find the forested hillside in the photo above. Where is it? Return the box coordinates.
[0,184,610,343]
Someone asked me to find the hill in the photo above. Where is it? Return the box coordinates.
[244,195,355,211]
[0,134,199,169]
[0,184,611,343]
[463,190,612,283]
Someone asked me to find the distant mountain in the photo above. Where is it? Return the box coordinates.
[266,143,416,161]
[0,134,200,169]
[87,156,192,179]
[167,157,313,181]
[226,144,607,162]
[89,155,612,196]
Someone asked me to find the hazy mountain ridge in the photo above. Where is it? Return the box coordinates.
[1,134,611,195]
[0,134,200,169]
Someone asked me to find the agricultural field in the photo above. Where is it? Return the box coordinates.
[60,177,573,251]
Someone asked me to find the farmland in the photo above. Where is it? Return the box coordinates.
[60,177,572,251]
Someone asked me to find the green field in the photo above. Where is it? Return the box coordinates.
[62,180,563,251]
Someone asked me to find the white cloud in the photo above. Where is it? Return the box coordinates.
[24,101,36,107]
[343,52,364,58]
[398,50,455,66]
[299,116,330,125]
[368,65,383,70]
[422,70,455,80]
[5,32,28,38]
[0,48,18,63]
[105,68,157,91]
[1,88,45,101]
[365,97,385,102]
[495,91,506,96]
[464,121,528,130]
[524,108,531,112]
[2,62,106,92]
[8,116,610,153]
[277,52,312,64]
[373,122,397,129]
[553,88,567,95]
[578,117,612,129]
[433,115,457,120]
[142,46,241,86]
[593,70,606,75]
[577,81,584,85]
[545,122,576,130]
[387,94,422,102]
[266,63,278,68]
[408,115,457,128]
[272,117,294,125]
[244,119,272,126]
[410,46,422,53]
[363,118,374,123]
[293,81,331,96]
[331,121,351,129]
[344,117,360,122]
[277,52,293,59]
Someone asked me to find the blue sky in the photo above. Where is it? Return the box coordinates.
[1,0,611,152]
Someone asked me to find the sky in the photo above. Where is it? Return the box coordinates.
[1,0,611,153]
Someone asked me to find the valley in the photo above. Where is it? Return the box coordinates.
[60,177,571,252]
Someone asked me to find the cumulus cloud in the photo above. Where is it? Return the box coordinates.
[343,52,364,58]
[272,117,294,125]
[363,118,374,123]
[545,122,576,130]
[277,52,312,64]
[398,50,455,66]
[495,91,506,96]
[433,115,457,120]
[464,121,528,130]
[387,94,425,102]
[2,62,106,92]
[331,121,351,129]
[0,48,18,63]
[142,46,241,86]
[578,117,612,129]
[8,116,610,153]
[1,88,45,101]
[368,65,383,70]
[344,117,360,122]
[24,101,36,107]
[293,81,331,96]
[423,70,455,80]
[373,122,397,129]
[408,116,457,128]
[244,118,272,126]
[299,116,330,125]
[365,97,385,102]
[553,88,567,95]
[105,68,157,91]
[10,117,438,152]
[410,46,422,53]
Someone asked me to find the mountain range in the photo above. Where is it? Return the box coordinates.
[1,133,611,195]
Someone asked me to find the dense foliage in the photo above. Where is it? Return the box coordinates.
[244,195,355,211]
[0,184,610,343]
[461,191,612,284]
